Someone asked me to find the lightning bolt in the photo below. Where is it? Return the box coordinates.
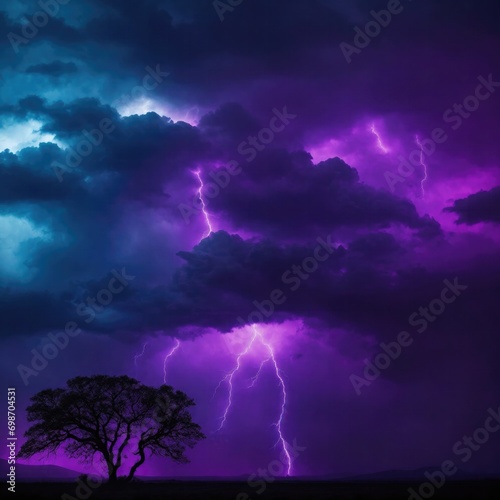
[253,325,292,476]
[214,326,260,431]
[415,135,428,197]
[370,123,389,154]
[193,170,214,240]
[215,325,293,476]
[133,342,149,366]
[158,171,212,390]
[248,358,270,388]
[163,338,181,384]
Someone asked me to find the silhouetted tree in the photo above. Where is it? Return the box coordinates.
[19,375,205,482]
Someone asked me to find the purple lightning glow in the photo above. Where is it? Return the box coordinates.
[163,338,181,384]
[215,324,293,476]
[193,170,214,240]
[415,135,428,197]
[370,123,389,154]
[133,342,149,366]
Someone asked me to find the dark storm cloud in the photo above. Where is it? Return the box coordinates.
[35,97,120,139]
[445,186,500,225]
[0,95,46,120]
[25,61,78,76]
[1,96,116,134]
[0,217,448,348]
[0,145,81,203]
[60,229,499,350]
[2,7,83,45]
[1,95,211,195]
[0,229,442,339]
[207,151,441,240]
[97,112,209,184]
[0,229,405,337]
[198,103,261,155]
[0,99,216,301]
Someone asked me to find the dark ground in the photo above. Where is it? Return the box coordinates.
[9,480,500,500]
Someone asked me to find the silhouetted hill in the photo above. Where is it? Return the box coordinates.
[0,459,80,481]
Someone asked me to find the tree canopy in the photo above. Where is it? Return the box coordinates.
[19,375,205,482]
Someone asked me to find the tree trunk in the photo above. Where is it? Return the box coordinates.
[107,460,118,483]
[126,447,146,482]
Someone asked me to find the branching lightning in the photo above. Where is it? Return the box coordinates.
[214,326,260,431]
[415,135,428,197]
[133,342,149,366]
[193,169,214,240]
[254,325,292,476]
[163,338,181,384]
[248,358,270,388]
[370,123,389,154]
[215,324,293,476]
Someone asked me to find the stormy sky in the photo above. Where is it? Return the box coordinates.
[1,0,500,478]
